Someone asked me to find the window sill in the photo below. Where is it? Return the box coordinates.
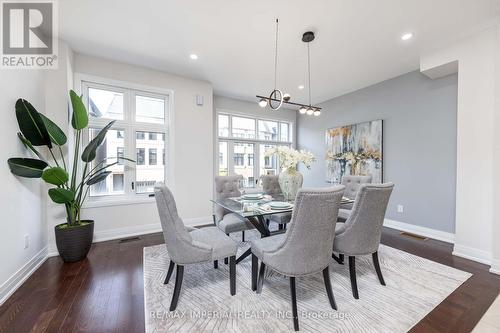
[82,196,155,209]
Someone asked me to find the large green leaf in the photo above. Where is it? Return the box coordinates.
[17,132,44,160]
[70,90,88,130]
[48,188,75,204]
[7,158,48,178]
[15,99,52,148]
[39,113,67,145]
[42,167,69,186]
[81,121,116,162]
[86,171,111,185]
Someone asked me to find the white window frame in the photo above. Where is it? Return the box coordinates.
[75,74,173,208]
[215,109,295,187]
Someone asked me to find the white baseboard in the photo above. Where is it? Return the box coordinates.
[0,246,48,306]
[452,244,492,265]
[184,216,213,226]
[489,259,500,275]
[383,218,455,244]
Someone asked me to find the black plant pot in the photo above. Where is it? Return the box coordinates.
[55,220,94,263]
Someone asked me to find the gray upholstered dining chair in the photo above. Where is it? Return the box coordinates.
[332,183,394,299]
[260,175,292,230]
[251,186,345,331]
[338,175,372,221]
[154,183,238,311]
[213,175,255,244]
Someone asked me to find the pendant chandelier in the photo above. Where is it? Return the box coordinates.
[256,19,321,116]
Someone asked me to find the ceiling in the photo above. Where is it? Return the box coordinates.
[59,0,500,105]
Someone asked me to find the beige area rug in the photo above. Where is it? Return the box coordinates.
[144,231,471,332]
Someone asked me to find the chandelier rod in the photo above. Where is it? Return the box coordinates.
[256,95,322,110]
[307,41,311,106]
[274,18,279,90]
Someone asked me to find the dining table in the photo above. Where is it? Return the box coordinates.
[211,193,355,265]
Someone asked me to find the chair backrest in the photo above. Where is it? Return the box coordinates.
[154,183,193,262]
[214,175,243,222]
[341,175,372,199]
[264,186,345,276]
[339,183,394,255]
[260,175,281,196]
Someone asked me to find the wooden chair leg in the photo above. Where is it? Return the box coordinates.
[349,256,359,299]
[164,260,175,284]
[322,267,337,310]
[169,265,184,311]
[214,260,218,269]
[290,277,299,331]
[256,262,266,294]
[372,251,386,286]
[229,255,236,295]
[252,254,258,291]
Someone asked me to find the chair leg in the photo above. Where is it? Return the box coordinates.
[331,253,344,265]
[214,260,218,269]
[278,224,283,230]
[229,255,236,295]
[242,230,245,242]
[224,234,230,265]
[283,223,287,231]
[322,267,337,310]
[169,265,184,311]
[252,254,258,291]
[164,260,175,284]
[256,262,266,294]
[372,251,386,286]
[290,277,299,331]
[348,256,359,299]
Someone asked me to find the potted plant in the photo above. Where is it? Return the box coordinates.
[265,146,315,200]
[7,90,134,262]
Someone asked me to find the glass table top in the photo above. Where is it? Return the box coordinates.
[211,194,354,219]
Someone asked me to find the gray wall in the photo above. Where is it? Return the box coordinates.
[297,71,457,233]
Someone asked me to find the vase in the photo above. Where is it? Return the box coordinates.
[55,220,94,262]
[279,168,303,201]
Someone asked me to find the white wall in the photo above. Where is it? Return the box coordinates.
[0,70,47,303]
[421,22,500,269]
[68,54,214,241]
[491,23,500,274]
[44,42,74,252]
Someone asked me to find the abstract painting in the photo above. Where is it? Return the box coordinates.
[325,119,383,183]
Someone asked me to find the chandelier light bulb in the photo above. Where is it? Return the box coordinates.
[299,106,307,114]
[283,93,291,102]
[258,98,268,108]
[306,107,314,116]
[313,110,321,116]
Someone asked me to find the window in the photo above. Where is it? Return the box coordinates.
[232,116,255,139]
[117,147,124,165]
[234,153,244,166]
[136,131,164,193]
[258,120,278,141]
[137,148,145,165]
[218,141,228,176]
[218,114,229,137]
[233,143,254,187]
[82,79,169,200]
[88,128,125,196]
[216,113,293,187]
[149,148,157,165]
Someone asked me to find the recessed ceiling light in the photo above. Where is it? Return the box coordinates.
[189,54,198,60]
[298,85,305,90]
[401,33,413,41]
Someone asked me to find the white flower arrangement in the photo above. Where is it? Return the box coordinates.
[264,146,316,171]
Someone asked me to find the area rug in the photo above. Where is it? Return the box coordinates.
[143,231,471,332]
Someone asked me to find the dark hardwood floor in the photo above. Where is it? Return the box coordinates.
[0,227,498,333]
